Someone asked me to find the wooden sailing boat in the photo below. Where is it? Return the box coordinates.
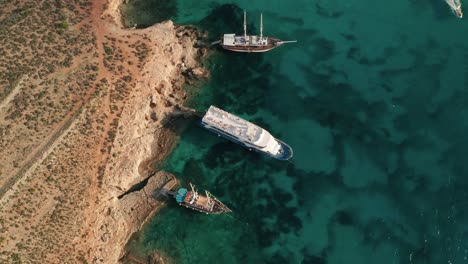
[173,183,231,214]
[445,0,463,18]
[220,11,296,52]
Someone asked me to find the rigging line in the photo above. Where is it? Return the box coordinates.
[224,213,249,226]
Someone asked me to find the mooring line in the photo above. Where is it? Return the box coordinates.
[224,213,248,226]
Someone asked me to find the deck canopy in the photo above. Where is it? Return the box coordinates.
[223,34,236,46]
[176,188,188,203]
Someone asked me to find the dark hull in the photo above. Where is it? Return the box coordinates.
[221,37,283,53]
[179,199,231,214]
[273,139,294,160]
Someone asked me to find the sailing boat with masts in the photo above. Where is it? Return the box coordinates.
[220,11,296,52]
[445,0,463,18]
[173,183,231,214]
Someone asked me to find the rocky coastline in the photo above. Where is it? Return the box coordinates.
[89,1,209,263]
[89,5,209,264]
[0,0,208,262]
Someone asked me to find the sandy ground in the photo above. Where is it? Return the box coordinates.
[0,0,208,262]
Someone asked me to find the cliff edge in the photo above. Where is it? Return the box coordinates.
[0,0,208,262]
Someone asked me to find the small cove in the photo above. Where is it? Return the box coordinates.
[123,1,468,263]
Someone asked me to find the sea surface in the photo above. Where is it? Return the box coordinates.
[122,1,468,263]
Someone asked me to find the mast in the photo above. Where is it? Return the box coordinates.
[205,191,211,206]
[189,183,197,203]
[260,13,263,40]
[243,10,247,39]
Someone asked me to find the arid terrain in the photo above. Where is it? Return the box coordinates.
[0,0,207,262]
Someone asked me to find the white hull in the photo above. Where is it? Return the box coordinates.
[200,106,293,160]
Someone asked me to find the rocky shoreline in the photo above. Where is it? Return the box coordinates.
[0,0,208,262]
[89,1,209,263]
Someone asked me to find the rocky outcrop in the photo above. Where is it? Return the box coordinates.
[89,19,208,264]
[120,251,171,264]
[118,171,176,233]
[93,171,177,264]
[0,0,208,262]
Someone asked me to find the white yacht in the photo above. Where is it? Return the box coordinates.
[201,106,293,160]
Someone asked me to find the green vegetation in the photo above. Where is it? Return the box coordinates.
[11,253,21,263]
[57,21,69,30]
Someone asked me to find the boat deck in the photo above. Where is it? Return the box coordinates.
[223,34,269,46]
[202,106,262,143]
[221,35,280,52]
[195,195,209,208]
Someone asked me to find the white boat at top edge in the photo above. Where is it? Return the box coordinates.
[445,0,463,18]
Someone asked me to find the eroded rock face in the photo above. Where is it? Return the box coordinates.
[93,172,178,263]
[89,20,208,264]
[0,0,208,262]
[191,67,208,79]
[118,171,176,234]
[120,251,171,264]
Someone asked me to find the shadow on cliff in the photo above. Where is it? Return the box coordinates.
[160,106,202,136]
[120,0,178,28]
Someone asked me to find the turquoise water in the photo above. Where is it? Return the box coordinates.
[124,1,468,263]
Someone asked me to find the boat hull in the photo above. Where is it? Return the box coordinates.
[273,139,294,160]
[175,186,231,214]
[220,37,283,53]
[221,44,279,53]
[179,195,231,214]
[179,201,230,215]
[201,122,293,160]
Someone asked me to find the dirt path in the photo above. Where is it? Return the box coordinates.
[0,0,207,262]
[0,0,112,201]
[0,105,81,202]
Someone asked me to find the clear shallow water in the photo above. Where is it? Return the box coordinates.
[124,1,468,263]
